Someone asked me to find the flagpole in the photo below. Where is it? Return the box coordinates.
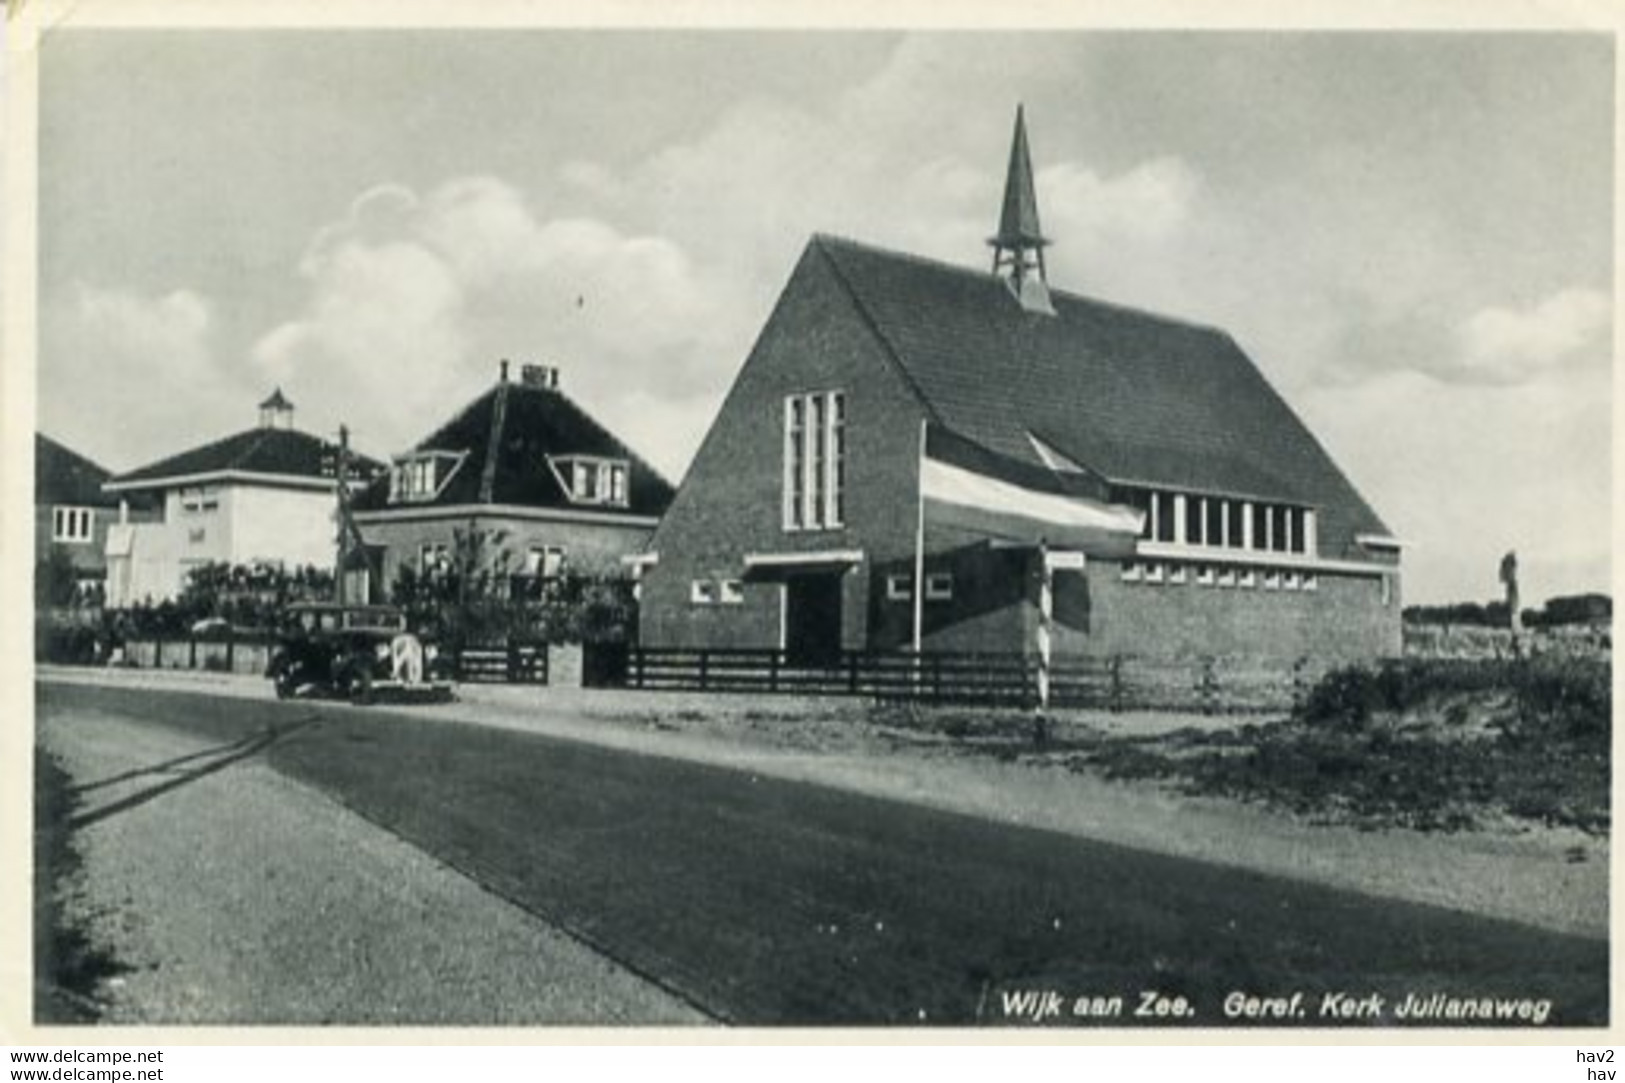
[912,418,927,654]
[1034,537,1052,745]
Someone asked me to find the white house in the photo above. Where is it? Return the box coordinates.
[101,391,384,607]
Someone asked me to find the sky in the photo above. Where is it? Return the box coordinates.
[35,27,1613,605]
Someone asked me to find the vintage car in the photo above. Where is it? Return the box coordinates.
[266,602,452,704]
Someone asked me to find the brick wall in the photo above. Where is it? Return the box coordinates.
[640,242,932,650]
[1063,559,1400,660]
[360,512,653,601]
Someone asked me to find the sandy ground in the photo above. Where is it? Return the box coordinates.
[38,665,1609,940]
[37,697,708,1025]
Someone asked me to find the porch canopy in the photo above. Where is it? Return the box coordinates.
[741,549,865,581]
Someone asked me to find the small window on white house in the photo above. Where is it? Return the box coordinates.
[690,579,718,605]
[885,574,912,602]
[1120,562,1143,583]
[719,579,745,605]
[1263,570,1281,591]
[1283,570,1302,591]
[1218,567,1237,588]
[1195,564,1215,587]
[1144,562,1165,585]
[1238,569,1257,589]
[51,506,94,544]
[925,572,954,602]
[180,486,219,513]
[1168,564,1188,585]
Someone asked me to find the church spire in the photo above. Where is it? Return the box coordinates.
[988,104,1054,315]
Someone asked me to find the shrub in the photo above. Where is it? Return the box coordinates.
[1508,655,1611,742]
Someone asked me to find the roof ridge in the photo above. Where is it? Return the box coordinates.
[478,381,510,504]
[413,381,501,454]
[512,381,674,490]
[37,432,110,478]
[230,427,275,471]
[810,231,1231,340]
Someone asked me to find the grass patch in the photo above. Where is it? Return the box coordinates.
[1068,657,1611,835]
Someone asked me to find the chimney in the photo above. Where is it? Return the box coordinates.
[520,363,558,390]
[499,359,510,383]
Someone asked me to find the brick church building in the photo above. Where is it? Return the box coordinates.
[637,108,1401,664]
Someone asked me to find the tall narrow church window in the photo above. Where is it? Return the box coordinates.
[829,392,846,527]
[810,394,827,528]
[784,397,805,529]
[782,390,845,532]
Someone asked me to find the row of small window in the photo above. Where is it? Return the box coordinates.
[884,572,954,603]
[1121,560,1320,592]
[1115,487,1314,555]
[783,390,847,532]
[51,506,95,543]
[689,573,956,607]
[418,544,566,578]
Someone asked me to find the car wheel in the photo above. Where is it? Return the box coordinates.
[349,668,374,706]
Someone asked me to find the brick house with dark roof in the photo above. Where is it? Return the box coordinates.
[637,109,1401,663]
[351,362,674,602]
[101,391,385,607]
[35,433,158,601]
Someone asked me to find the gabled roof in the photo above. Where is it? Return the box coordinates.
[811,234,1390,557]
[351,378,674,518]
[107,426,383,491]
[37,433,120,507]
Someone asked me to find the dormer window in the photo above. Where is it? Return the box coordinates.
[550,455,630,508]
[390,451,464,503]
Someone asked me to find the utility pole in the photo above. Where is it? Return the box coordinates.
[335,424,350,605]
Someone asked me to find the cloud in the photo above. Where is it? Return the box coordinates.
[1041,157,1201,246]
[251,177,725,473]
[38,284,252,470]
[1455,287,1610,384]
[1300,365,1610,604]
[75,284,214,378]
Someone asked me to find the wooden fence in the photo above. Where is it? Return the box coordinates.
[455,640,549,684]
[625,647,1327,714]
[123,635,277,677]
[119,634,551,685]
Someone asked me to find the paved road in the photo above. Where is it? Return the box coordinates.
[36,682,1608,1027]
[37,689,707,1025]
